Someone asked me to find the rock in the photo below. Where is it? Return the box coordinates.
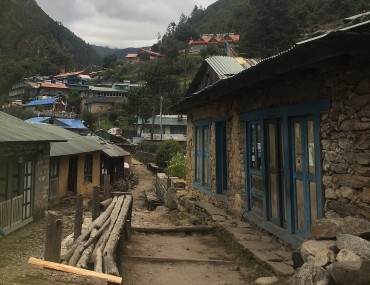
[326,200,357,217]
[360,260,370,284]
[332,174,370,188]
[311,218,343,239]
[360,188,370,203]
[342,217,370,237]
[165,187,178,210]
[286,262,331,285]
[336,249,362,262]
[254,276,279,285]
[328,261,362,285]
[301,240,336,266]
[336,234,370,259]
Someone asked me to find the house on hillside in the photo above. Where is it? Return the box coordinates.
[52,70,91,93]
[95,129,138,154]
[24,95,67,115]
[8,79,39,102]
[188,33,240,54]
[0,112,66,234]
[125,53,140,63]
[185,56,256,96]
[29,124,103,200]
[26,117,89,135]
[82,81,139,114]
[136,115,187,143]
[173,21,370,246]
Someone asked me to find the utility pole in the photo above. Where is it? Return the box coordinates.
[160,96,163,141]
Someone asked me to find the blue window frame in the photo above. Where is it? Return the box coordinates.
[194,121,211,193]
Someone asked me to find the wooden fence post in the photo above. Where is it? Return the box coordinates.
[45,211,63,263]
[92,186,101,221]
[74,194,83,240]
[103,174,111,200]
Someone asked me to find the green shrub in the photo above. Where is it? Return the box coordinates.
[166,152,186,179]
[155,139,181,168]
[140,141,157,154]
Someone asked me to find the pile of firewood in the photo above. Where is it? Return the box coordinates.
[62,195,133,276]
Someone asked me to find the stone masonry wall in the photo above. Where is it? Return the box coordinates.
[187,59,370,220]
[321,62,370,221]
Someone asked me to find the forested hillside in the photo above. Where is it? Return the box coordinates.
[0,0,101,102]
[158,0,370,58]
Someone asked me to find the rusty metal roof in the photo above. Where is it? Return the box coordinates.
[0,112,66,143]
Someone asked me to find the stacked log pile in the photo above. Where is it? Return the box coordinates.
[62,195,133,277]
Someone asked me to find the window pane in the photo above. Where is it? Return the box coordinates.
[308,120,315,175]
[270,174,277,218]
[256,124,261,170]
[310,181,317,221]
[269,123,276,168]
[296,179,305,231]
[250,124,256,169]
[294,122,303,172]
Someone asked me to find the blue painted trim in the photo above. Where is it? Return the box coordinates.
[194,118,212,126]
[240,100,330,121]
[243,212,304,248]
[192,182,213,196]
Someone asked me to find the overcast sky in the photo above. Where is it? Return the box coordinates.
[34,0,217,49]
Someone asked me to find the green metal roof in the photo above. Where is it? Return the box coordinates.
[29,124,103,156]
[0,112,66,143]
[205,56,245,79]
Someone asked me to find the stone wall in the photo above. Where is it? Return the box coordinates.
[186,59,370,221]
[321,62,370,221]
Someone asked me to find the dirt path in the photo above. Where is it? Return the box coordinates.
[122,160,254,285]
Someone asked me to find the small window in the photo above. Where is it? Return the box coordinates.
[50,157,59,179]
[84,154,93,182]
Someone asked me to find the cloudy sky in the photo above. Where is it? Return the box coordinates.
[34,0,217,49]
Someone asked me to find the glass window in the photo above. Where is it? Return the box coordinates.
[50,157,59,178]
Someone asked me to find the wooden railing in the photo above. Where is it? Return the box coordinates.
[0,195,23,231]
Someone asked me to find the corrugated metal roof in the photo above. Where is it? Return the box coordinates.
[26,117,87,129]
[205,56,245,79]
[25,98,55,106]
[0,112,66,143]
[85,136,130,157]
[29,124,103,156]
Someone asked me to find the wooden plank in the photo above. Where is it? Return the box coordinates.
[132,225,214,233]
[28,257,122,284]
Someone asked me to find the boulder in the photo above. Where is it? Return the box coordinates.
[301,240,336,266]
[336,249,362,262]
[165,186,178,209]
[336,234,370,259]
[254,276,279,285]
[311,218,343,239]
[292,247,304,270]
[360,260,370,284]
[342,217,370,237]
[286,262,331,285]
[328,261,362,285]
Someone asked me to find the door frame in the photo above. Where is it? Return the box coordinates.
[215,120,228,195]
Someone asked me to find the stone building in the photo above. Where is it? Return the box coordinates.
[173,21,370,246]
[0,112,65,234]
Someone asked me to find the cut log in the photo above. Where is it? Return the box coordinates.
[91,196,125,263]
[63,196,118,262]
[123,255,235,264]
[44,211,63,263]
[76,228,98,269]
[84,218,111,248]
[100,198,113,211]
[103,195,133,276]
[28,257,122,284]
[94,248,103,273]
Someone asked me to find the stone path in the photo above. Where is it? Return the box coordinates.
[195,201,295,276]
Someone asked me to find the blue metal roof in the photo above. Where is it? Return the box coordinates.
[25,98,54,106]
[57,119,87,129]
[25,117,49,123]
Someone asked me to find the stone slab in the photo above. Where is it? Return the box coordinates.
[194,201,228,216]
[249,249,283,262]
[266,261,295,276]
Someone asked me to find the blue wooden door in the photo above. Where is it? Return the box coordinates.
[291,117,318,238]
[216,121,228,195]
[266,120,286,228]
[247,121,264,217]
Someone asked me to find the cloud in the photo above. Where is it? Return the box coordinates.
[35,0,217,48]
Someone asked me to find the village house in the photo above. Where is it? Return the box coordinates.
[173,21,370,246]
[26,116,89,135]
[82,81,139,114]
[188,33,240,54]
[27,124,102,200]
[52,70,91,93]
[135,115,187,143]
[0,112,66,234]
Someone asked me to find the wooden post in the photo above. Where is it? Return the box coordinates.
[103,174,111,200]
[74,194,83,240]
[45,211,63,263]
[92,186,101,221]
[123,198,133,241]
